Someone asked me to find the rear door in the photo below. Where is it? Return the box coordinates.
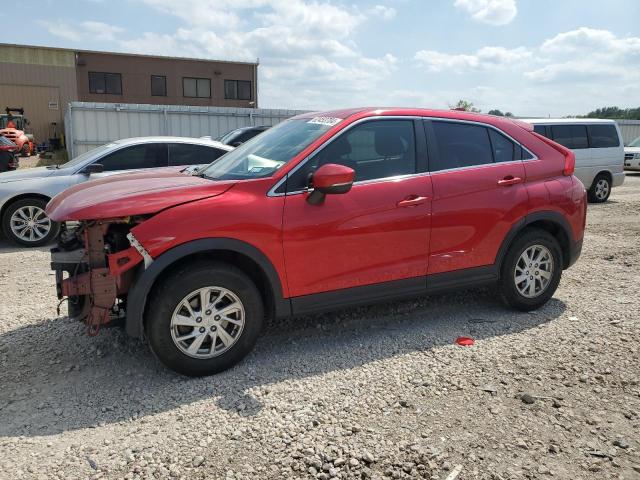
[587,123,624,178]
[548,124,592,187]
[426,120,529,275]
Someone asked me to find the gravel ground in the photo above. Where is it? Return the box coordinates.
[1,175,639,480]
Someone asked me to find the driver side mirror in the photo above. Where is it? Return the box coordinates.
[307,163,355,205]
[80,163,104,175]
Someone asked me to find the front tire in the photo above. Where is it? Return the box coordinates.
[499,228,562,311]
[588,174,611,203]
[2,198,60,247]
[145,261,264,376]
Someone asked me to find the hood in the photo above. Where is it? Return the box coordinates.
[0,166,54,183]
[625,146,640,154]
[46,168,236,221]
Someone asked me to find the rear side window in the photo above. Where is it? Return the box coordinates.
[168,144,227,166]
[533,124,547,136]
[588,124,620,148]
[99,143,168,171]
[551,125,588,150]
[431,121,493,171]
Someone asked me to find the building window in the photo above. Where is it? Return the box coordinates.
[183,77,211,98]
[88,72,122,95]
[151,75,167,96]
[224,80,252,100]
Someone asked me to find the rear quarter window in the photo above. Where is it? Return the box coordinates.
[587,124,620,148]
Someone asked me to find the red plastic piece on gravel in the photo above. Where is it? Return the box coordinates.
[455,336,475,346]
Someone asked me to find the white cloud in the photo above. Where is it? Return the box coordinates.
[37,20,83,42]
[37,19,125,42]
[81,21,125,41]
[454,0,517,25]
[368,5,397,20]
[415,46,530,72]
[121,0,397,109]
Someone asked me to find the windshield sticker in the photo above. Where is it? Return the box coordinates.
[307,116,342,126]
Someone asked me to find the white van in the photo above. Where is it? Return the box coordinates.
[522,118,625,202]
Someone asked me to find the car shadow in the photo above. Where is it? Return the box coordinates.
[0,239,53,254]
[0,288,566,437]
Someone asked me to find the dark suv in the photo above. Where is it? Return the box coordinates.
[47,108,587,376]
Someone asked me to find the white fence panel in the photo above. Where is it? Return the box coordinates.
[65,102,308,157]
[617,120,640,145]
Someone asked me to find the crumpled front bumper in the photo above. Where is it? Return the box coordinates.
[50,222,145,334]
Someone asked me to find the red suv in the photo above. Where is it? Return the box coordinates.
[47,108,587,376]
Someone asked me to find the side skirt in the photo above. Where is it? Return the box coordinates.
[290,265,498,316]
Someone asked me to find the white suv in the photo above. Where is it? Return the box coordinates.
[624,136,640,171]
[523,118,624,202]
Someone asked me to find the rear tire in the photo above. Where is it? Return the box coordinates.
[21,143,30,157]
[145,261,264,376]
[499,228,562,311]
[588,173,611,203]
[2,197,60,247]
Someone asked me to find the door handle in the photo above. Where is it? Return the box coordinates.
[397,195,429,207]
[497,176,523,186]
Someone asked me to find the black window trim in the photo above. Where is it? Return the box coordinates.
[268,116,430,197]
[424,118,537,174]
[182,76,212,98]
[151,74,167,97]
[534,122,620,149]
[224,79,253,100]
[88,71,122,95]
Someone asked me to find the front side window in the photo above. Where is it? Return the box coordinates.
[551,125,588,149]
[588,124,620,148]
[199,118,336,181]
[225,80,252,100]
[89,72,122,94]
[168,144,227,166]
[533,124,547,136]
[287,120,417,192]
[151,75,167,96]
[183,77,211,98]
[431,121,493,171]
[98,143,167,171]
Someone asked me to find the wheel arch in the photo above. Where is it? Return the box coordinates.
[1,193,52,221]
[125,238,291,338]
[496,211,574,272]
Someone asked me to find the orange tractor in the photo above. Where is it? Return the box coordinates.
[0,107,35,156]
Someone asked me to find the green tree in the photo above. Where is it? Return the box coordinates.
[488,109,504,116]
[451,99,481,113]
[583,106,640,120]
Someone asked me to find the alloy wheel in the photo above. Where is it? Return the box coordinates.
[170,286,245,359]
[595,179,610,200]
[514,244,554,298]
[9,205,52,243]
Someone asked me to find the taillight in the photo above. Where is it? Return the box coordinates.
[562,150,575,176]
[532,132,575,176]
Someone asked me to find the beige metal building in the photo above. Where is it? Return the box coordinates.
[0,43,258,145]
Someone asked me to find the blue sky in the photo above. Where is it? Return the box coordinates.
[8,0,640,116]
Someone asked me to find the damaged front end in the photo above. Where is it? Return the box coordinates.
[50,218,150,335]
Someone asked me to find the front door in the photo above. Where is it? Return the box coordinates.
[281,118,432,298]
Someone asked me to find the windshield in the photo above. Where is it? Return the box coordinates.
[629,136,640,147]
[57,143,118,169]
[199,118,337,180]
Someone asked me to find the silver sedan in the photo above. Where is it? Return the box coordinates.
[0,136,233,247]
